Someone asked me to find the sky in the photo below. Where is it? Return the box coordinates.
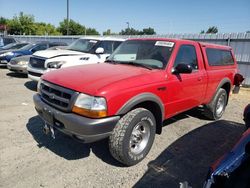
[0,0,249,34]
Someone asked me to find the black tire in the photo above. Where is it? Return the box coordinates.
[204,88,228,120]
[109,108,156,166]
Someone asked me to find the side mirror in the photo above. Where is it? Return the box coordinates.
[95,47,104,54]
[31,49,36,53]
[172,63,192,74]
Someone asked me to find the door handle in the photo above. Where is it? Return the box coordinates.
[197,77,202,81]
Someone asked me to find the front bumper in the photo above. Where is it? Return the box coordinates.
[0,60,8,65]
[7,63,28,74]
[27,66,47,82]
[33,94,120,143]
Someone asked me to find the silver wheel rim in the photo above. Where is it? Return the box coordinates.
[129,120,151,155]
[216,94,225,116]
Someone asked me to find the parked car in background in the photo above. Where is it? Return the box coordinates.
[0,41,66,66]
[0,36,18,48]
[27,37,124,81]
[203,104,250,188]
[7,42,68,74]
[0,42,29,51]
[204,130,250,187]
[0,42,30,57]
[7,43,68,74]
[33,38,242,166]
[7,55,31,74]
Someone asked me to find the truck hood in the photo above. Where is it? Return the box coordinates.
[42,63,162,95]
[34,49,85,59]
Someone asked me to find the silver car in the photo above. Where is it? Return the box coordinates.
[7,55,31,74]
[7,45,67,74]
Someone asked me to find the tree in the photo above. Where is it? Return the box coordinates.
[139,27,156,35]
[103,29,118,36]
[7,12,36,35]
[0,17,9,33]
[0,17,8,25]
[120,27,156,35]
[206,26,218,34]
[119,27,140,35]
[58,19,99,35]
[86,27,99,35]
[103,29,111,35]
[35,22,61,35]
[200,30,205,34]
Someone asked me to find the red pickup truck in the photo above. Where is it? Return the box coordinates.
[33,38,242,166]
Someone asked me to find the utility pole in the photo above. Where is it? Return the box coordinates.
[66,0,69,35]
[126,22,130,35]
[126,22,130,29]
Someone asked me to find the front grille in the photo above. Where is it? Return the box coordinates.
[29,56,46,69]
[28,71,42,77]
[40,81,77,111]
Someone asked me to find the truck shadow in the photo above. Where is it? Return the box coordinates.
[133,120,246,188]
[24,81,37,91]
[162,108,213,128]
[26,116,123,167]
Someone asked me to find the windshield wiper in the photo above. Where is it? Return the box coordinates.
[119,61,153,70]
[105,60,118,64]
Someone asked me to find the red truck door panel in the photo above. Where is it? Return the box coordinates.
[165,43,207,118]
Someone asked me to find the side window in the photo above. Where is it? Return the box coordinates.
[98,41,113,54]
[31,44,48,53]
[206,48,234,66]
[113,41,122,52]
[174,45,198,70]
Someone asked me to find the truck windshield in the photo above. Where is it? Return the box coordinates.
[67,39,99,53]
[107,40,175,69]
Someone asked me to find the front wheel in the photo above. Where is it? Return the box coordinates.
[109,108,156,166]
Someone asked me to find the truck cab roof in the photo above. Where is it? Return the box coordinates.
[127,37,233,51]
[78,36,125,42]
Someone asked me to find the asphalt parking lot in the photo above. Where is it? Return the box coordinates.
[0,67,249,188]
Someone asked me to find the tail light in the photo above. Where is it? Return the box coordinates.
[234,73,244,86]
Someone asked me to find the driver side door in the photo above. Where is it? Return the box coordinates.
[165,43,206,117]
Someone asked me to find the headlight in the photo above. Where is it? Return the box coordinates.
[17,61,28,65]
[72,93,107,118]
[0,52,14,57]
[37,79,42,94]
[47,61,66,69]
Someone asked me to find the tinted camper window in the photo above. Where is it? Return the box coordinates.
[206,48,234,66]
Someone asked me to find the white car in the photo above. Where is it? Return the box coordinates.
[27,37,124,81]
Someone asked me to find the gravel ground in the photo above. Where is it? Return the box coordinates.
[0,67,249,188]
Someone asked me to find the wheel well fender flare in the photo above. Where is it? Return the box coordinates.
[209,78,231,104]
[116,92,165,121]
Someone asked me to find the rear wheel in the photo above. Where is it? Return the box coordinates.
[204,88,228,120]
[109,108,156,166]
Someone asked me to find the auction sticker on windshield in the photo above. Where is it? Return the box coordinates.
[155,41,174,47]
